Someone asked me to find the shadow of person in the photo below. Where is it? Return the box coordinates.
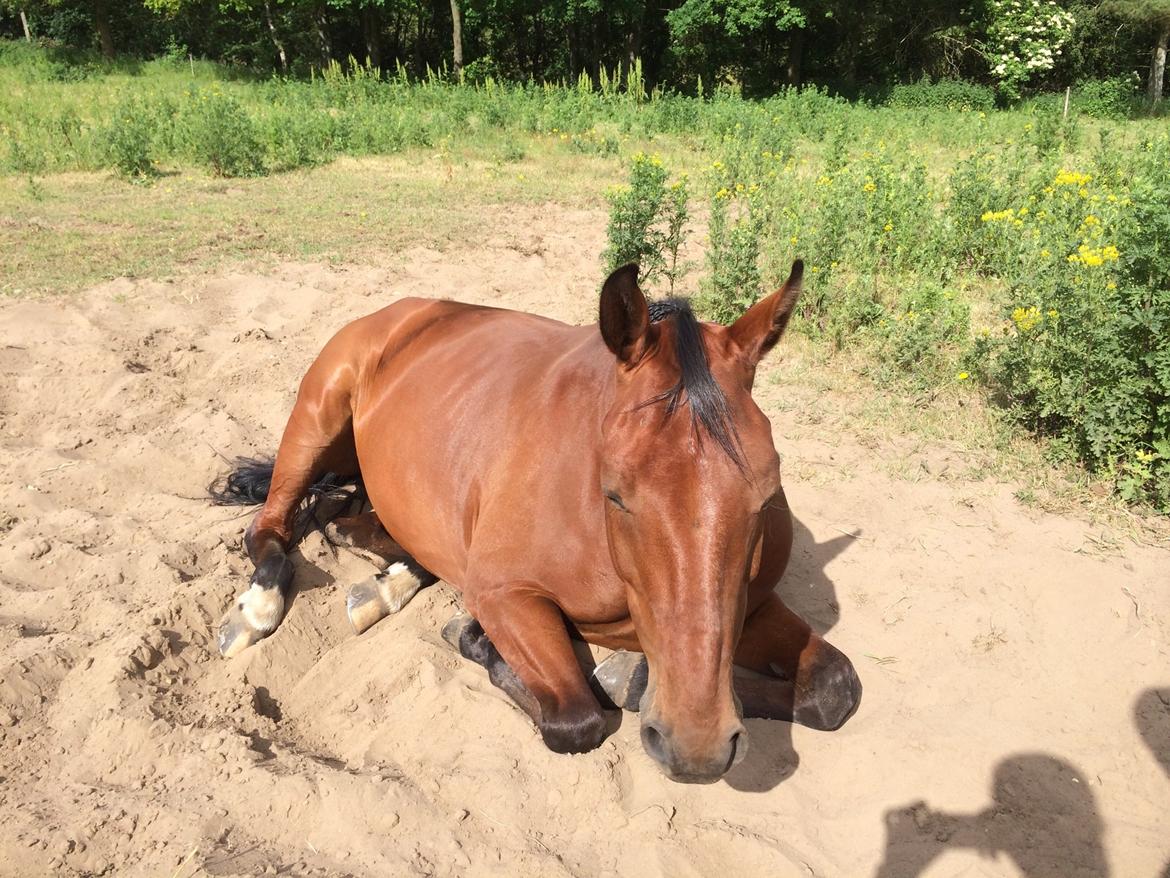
[1134,688,1170,878]
[875,753,1108,878]
[780,515,857,636]
[1135,688,1170,779]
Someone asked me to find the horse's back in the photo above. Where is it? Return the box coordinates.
[344,296,605,586]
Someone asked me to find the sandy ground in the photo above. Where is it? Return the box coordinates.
[1,205,1168,878]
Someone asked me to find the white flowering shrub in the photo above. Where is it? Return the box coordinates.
[985,0,1076,102]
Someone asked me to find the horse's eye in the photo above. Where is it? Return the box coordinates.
[604,489,628,511]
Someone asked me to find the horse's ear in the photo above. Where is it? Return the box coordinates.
[728,260,803,365]
[599,263,651,363]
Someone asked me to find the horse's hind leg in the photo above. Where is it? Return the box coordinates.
[325,510,406,561]
[319,510,437,634]
[347,560,437,634]
[218,355,359,658]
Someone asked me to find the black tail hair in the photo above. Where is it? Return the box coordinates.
[208,456,366,539]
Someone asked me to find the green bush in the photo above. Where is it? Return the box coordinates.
[3,39,1168,510]
[700,185,763,323]
[1075,76,1138,120]
[602,152,689,295]
[103,93,157,178]
[181,86,265,177]
[875,283,970,388]
[261,106,333,171]
[887,78,996,113]
[970,140,1170,509]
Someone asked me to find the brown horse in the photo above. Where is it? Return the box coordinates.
[212,261,860,783]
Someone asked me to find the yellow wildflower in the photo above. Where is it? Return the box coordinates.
[1053,169,1092,187]
[1011,306,1042,332]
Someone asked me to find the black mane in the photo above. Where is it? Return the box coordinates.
[644,299,744,468]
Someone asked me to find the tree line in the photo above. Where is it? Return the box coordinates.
[1,0,1168,103]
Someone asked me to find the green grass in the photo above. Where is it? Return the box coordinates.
[0,145,626,296]
[2,39,1168,518]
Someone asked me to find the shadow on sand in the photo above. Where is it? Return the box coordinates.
[874,753,1109,878]
[1134,687,1170,878]
[723,515,857,793]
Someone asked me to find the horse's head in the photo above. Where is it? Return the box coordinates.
[597,261,802,782]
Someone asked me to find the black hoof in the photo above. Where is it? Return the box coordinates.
[794,652,862,731]
[590,650,649,712]
[539,707,608,754]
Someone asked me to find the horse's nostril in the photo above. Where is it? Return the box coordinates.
[641,722,670,767]
[727,729,748,770]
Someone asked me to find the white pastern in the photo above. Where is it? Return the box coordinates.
[236,583,285,633]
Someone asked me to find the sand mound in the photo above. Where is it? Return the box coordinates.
[1,212,1167,876]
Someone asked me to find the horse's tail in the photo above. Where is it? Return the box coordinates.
[208,456,365,535]
[208,456,279,506]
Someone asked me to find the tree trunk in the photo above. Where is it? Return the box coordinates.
[568,20,580,78]
[449,0,463,74]
[413,0,424,74]
[93,0,115,60]
[314,4,332,68]
[264,0,288,73]
[362,4,382,69]
[786,27,805,87]
[20,9,32,41]
[622,4,644,83]
[1150,25,1169,104]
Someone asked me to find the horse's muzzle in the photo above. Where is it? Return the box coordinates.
[639,715,748,783]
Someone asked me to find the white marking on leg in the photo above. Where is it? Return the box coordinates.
[237,583,285,633]
[380,563,422,613]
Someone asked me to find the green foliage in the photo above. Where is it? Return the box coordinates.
[983,0,1077,103]
[602,152,689,295]
[1075,75,1139,119]
[103,92,157,177]
[665,0,806,91]
[3,40,1169,509]
[182,84,265,176]
[887,78,996,112]
[965,140,1170,509]
[875,283,971,389]
[699,173,763,324]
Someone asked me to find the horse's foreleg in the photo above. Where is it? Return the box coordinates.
[733,592,861,730]
[442,588,608,754]
[218,361,359,658]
